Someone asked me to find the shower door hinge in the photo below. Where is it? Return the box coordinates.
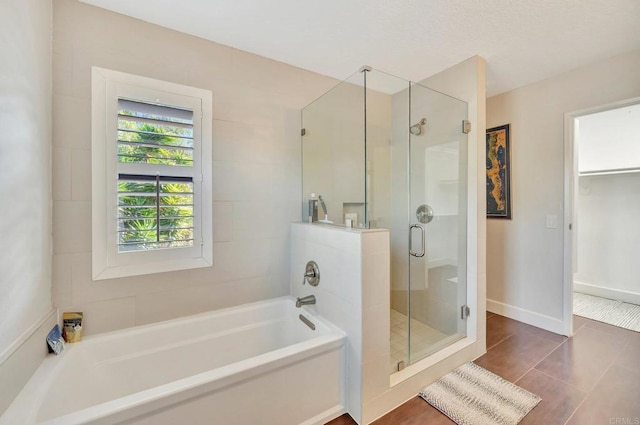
[301,128,306,136]
[462,120,471,134]
[461,305,470,320]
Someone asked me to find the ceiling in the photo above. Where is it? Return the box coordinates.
[79,0,640,96]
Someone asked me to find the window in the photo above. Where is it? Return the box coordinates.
[92,68,212,280]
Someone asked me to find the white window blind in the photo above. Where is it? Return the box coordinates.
[116,99,196,253]
[117,174,194,251]
[117,99,194,167]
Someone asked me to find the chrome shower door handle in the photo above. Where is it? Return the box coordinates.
[409,224,425,257]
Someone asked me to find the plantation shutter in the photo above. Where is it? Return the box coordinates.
[116,99,196,252]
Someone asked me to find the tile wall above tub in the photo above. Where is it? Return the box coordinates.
[51,0,338,335]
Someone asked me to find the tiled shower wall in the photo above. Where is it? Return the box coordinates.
[51,0,336,335]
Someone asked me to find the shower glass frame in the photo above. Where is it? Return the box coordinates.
[301,68,469,372]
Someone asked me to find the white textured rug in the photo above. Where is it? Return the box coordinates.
[419,362,541,425]
[574,292,640,332]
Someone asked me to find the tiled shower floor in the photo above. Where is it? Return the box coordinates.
[389,309,448,373]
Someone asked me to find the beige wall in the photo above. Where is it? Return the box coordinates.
[0,0,53,413]
[486,49,640,331]
[52,0,336,335]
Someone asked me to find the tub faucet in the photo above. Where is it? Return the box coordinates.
[296,295,316,308]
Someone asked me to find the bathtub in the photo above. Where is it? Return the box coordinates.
[1,297,346,425]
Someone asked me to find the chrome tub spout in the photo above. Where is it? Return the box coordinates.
[296,295,316,308]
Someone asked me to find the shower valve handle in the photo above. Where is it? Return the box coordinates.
[302,261,320,286]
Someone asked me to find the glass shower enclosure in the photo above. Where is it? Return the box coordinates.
[301,67,469,373]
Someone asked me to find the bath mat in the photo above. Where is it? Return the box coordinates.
[573,292,640,332]
[419,362,541,425]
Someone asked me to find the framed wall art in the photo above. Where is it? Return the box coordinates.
[486,124,511,219]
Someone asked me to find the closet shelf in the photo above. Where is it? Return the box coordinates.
[578,166,640,177]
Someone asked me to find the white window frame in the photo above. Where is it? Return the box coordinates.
[91,67,213,280]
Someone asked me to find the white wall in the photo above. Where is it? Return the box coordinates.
[486,49,640,332]
[52,0,336,335]
[575,173,640,304]
[577,103,640,173]
[0,0,54,413]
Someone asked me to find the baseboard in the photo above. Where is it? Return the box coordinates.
[574,281,640,306]
[487,299,565,335]
[0,308,57,416]
[301,405,347,425]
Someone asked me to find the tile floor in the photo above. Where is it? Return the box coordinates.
[389,309,449,373]
[328,312,640,425]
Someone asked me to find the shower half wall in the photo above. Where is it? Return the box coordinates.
[301,66,472,373]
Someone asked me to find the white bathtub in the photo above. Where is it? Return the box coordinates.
[1,297,346,425]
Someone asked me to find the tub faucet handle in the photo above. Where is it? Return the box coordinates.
[302,261,320,286]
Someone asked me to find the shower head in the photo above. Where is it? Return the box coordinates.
[410,118,427,136]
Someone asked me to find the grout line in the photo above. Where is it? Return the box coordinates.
[539,321,629,424]
[519,366,587,425]
[486,331,516,351]
[583,319,637,340]
[572,316,589,333]
[517,367,589,425]
[525,367,586,394]
[578,321,633,344]
[522,321,570,341]
[511,339,565,383]
[562,355,619,425]
[528,333,569,374]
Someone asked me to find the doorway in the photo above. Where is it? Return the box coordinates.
[563,97,640,335]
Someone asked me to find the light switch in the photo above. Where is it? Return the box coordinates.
[546,214,558,229]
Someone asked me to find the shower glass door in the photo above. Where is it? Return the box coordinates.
[407,82,468,365]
